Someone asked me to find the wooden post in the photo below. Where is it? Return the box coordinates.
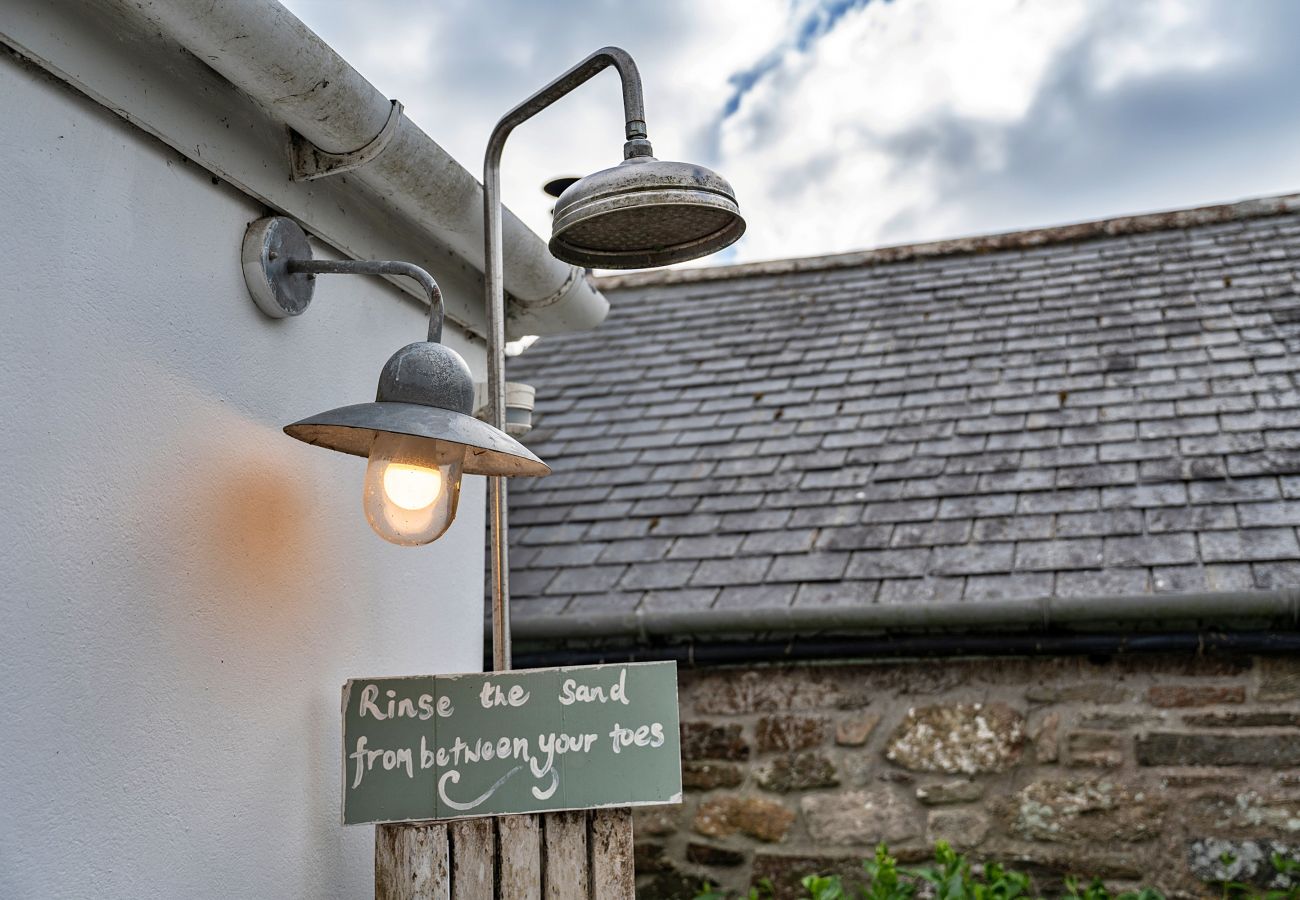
[589,809,634,898]
[376,823,450,900]
[373,809,633,899]
[542,811,588,900]
[450,819,495,900]
[497,814,542,899]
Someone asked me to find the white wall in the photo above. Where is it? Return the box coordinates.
[0,54,487,899]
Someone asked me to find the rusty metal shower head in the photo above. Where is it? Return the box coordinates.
[549,155,744,269]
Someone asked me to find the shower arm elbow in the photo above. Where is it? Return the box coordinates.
[485,46,650,176]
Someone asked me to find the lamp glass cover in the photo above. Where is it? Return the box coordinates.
[363,433,465,545]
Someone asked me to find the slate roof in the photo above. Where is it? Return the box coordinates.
[503,194,1300,627]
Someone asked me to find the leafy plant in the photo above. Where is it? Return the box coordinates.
[1273,853,1300,878]
[904,841,1031,900]
[695,842,1144,900]
[691,841,1300,900]
[699,878,775,900]
[800,874,848,900]
[862,844,914,900]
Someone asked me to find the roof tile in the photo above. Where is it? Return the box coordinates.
[500,206,1300,622]
[768,552,851,583]
[690,556,773,587]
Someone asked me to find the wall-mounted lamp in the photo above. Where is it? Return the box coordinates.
[481,46,745,668]
[241,216,549,546]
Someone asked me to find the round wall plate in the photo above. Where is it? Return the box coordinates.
[241,216,315,318]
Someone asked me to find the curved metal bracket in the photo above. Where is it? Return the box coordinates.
[241,216,445,342]
[289,99,404,182]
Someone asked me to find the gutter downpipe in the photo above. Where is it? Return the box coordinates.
[505,589,1300,643]
[128,0,606,337]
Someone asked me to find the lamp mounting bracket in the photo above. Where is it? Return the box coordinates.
[289,99,404,182]
[242,215,315,318]
[241,216,445,342]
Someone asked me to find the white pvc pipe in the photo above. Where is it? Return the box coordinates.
[131,0,607,334]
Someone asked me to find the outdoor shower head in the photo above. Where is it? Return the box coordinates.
[549,155,745,269]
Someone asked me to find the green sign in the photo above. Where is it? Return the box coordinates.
[341,661,681,824]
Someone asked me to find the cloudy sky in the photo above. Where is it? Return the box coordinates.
[282,0,1300,267]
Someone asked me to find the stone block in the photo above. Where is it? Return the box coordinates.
[633,806,682,837]
[635,867,702,900]
[757,752,839,793]
[1007,778,1164,843]
[756,714,828,752]
[685,842,746,867]
[1065,730,1125,768]
[1182,711,1300,728]
[1161,771,1247,788]
[927,808,989,849]
[886,702,1026,774]
[692,795,795,843]
[916,779,985,805]
[1259,657,1300,701]
[634,841,672,873]
[1147,684,1246,707]
[1032,712,1060,764]
[682,761,744,791]
[687,668,863,715]
[984,846,1144,893]
[835,713,882,747]
[1204,790,1300,834]
[752,853,868,898]
[1077,711,1159,729]
[1025,683,1130,704]
[1136,732,1300,766]
[801,790,922,846]
[681,721,750,761]
[1187,838,1300,889]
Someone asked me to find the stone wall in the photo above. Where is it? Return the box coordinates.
[634,654,1300,899]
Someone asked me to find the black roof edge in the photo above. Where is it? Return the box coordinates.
[505,629,1300,669]
[500,589,1300,645]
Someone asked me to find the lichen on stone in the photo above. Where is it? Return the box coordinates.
[1009,778,1164,844]
[885,702,1026,774]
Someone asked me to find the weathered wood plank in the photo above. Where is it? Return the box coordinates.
[449,818,495,900]
[589,808,634,899]
[541,811,589,900]
[375,823,450,900]
[498,814,542,900]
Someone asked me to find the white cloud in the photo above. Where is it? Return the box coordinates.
[281,0,1300,269]
[1088,0,1232,91]
[713,0,1264,262]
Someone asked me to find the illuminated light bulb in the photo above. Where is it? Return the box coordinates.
[382,464,443,511]
[363,433,465,546]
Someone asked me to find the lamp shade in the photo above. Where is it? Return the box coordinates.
[284,341,549,478]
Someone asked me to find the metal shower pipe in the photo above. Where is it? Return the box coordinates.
[482,48,650,672]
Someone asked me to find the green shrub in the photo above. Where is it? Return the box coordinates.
[692,841,1300,900]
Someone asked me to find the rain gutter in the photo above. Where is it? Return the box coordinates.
[0,0,606,338]
[504,590,1300,667]
[511,631,1300,669]
[503,589,1300,645]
